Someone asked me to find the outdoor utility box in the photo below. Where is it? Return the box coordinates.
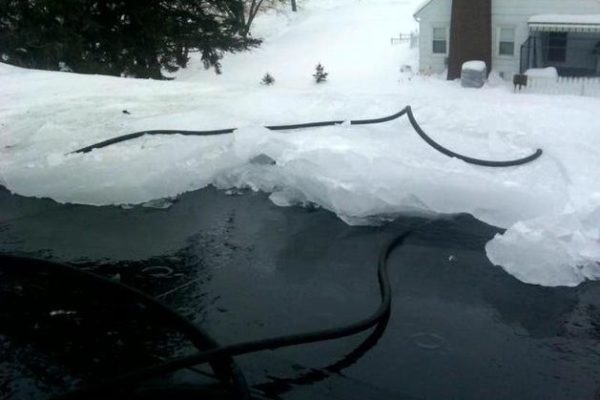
[461,61,487,88]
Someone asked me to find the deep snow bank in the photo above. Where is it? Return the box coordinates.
[1,0,600,287]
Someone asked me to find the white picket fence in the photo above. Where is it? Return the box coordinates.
[390,32,419,49]
[521,76,600,97]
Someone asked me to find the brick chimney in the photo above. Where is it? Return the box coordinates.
[447,0,492,80]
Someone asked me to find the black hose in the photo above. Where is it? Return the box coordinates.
[264,107,410,130]
[52,225,419,400]
[70,108,412,154]
[254,307,391,397]
[404,106,544,167]
[0,255,251,400]
[265,119,345,130]
[350,108,409,125]
[70,106,543,167]
[73,128,236,154]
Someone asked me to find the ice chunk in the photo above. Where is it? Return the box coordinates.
[249,153,276,166]
[142,198,176,209]
[232,126,273,161]
[487,198,600,287]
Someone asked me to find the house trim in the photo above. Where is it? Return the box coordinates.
[529,22,600,33]
[413,0,436,20]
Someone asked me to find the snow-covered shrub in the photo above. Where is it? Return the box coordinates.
[58,62,72,72]
[261,72,275,85]
[313,63,328,83]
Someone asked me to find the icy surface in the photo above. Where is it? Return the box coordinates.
[1,0,600,287]
[486,197,600,287]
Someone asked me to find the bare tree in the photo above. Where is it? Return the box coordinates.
[240,0,266,37]
[228,0,297,37]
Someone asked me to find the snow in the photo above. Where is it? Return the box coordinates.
[525,67,558,79]
[462,61,486,72]
[1,0,600,287]
[529,14,600,25]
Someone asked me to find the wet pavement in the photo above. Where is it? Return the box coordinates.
[1,185,599,400]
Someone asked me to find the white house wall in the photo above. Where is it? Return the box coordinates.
[491,0,600,77]
[417,0,452,74]
[416,0,600,77]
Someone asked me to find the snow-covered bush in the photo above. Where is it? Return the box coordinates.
[313,63,328,83]
[261,72,275,85]
[58,62,72,72]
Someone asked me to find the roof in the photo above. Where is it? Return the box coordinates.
[529,14,600,24]
[413,0,436,19]
[529,14,600,32]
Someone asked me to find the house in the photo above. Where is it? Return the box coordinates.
[413,0,600,80]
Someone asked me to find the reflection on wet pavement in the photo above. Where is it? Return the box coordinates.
[1,185,599,400]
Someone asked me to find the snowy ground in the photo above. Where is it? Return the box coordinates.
[1,0,600,287]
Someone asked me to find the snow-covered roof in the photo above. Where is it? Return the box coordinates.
[413,0,435,19]
[529,14,600,32]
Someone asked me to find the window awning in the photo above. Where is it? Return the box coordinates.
[529,14,600,33]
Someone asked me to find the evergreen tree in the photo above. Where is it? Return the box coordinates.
[0,0,260,79]
[313,63,328,83]
[261,72,275,85]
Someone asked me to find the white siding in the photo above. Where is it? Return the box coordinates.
[415,0,600,78]
[492,0,600,77]
[416,0,452,74]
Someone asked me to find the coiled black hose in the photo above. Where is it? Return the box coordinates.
[41,224,420,400]
[70,107,543,167]
[403,107,543,167]
[0,255,251,400]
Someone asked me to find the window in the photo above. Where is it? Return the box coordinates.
[432,27,447,54]
[547,32,567,62]
[498,27,515,56]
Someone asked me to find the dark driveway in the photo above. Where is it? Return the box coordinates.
[1,186,599,400]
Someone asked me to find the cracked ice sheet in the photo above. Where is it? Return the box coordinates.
[486,198,600,287]
[2,66,600,288]
[216,101,600,288]
[2,0,600,290]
